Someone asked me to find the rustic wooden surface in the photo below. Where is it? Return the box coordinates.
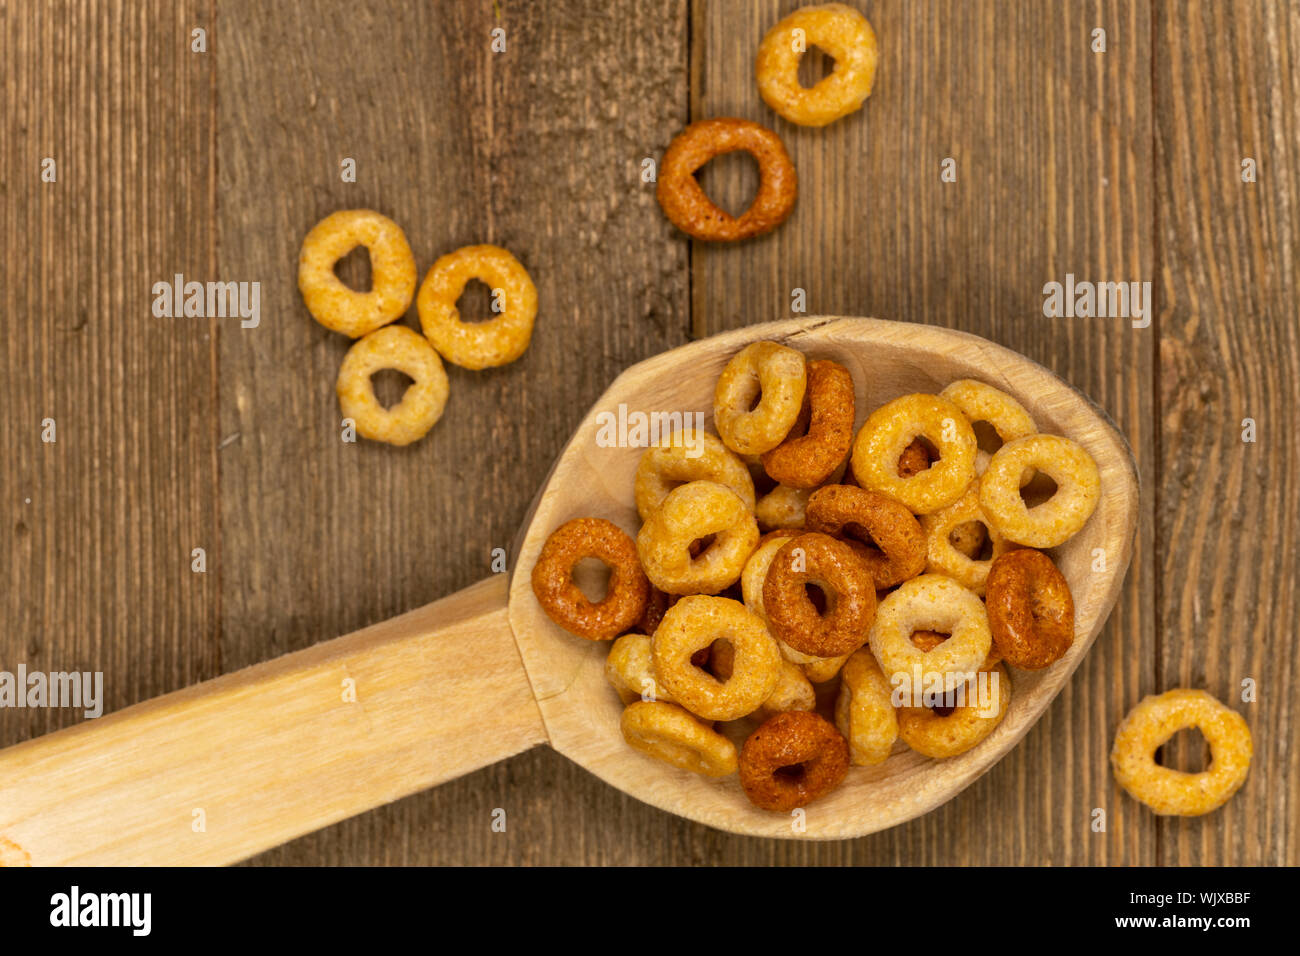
[1,0,1295,865]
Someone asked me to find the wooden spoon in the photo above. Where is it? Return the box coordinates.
[0,317,1139,864]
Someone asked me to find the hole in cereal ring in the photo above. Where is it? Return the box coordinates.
[1155,727,1211,773]
[805,583,829,615]
[694,149,761,219]
[370,369,415,409]
[1020,472,1059,508]
[571,556,611,604]
[774,762,808,782]
[913,436,940,462]
[333,245,372,292]
[972,419,1003,455]
[689,533,717,558]
[797,45,836,89]
[454,277,498,324]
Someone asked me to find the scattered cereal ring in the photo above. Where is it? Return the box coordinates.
[756,658,817,720]
[805,484,926,588]
[762,532,876,657]
[985,548,1074,669]
[635,428,755,521]
[755,4,879,127]
[656,118,797,241]
[621,701,738,777]
[652,596,782,721]
[851,393,977,514]
[714,341,807,455]
[739,711,850,811]
[636,481,759,595]
[761,359,855,488]
[898,662,1010,758]
[335,325,450,446]
[531,517,650,640]
[979,434,1100,547]
[920,483,1014,595]
[869,574,992,693]
[416,244,538,369]
[605,633,673,705]
[939,379,1037,475]
[834,648,898,766]
[1111,689,1252,816]
[297,209,417,338]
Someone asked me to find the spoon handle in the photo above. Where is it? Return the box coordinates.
[0,576,547,866]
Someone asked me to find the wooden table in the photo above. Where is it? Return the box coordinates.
[2,1,1296,865]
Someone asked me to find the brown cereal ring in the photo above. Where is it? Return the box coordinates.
[335,325,450,446]
[979,435,1100,547]
[656,118,797,242]
[898,663,1010,758]
[739,711,849,811]
[985,548,1075,669]
[755,3,879,128]
[636,481,760,595]
[851,394,978,514]
[920,483,1014,595]
[297,209,417,338]
[762,532,876,657]
[869,574,992,693]
[635,428,755,521]
[714,341,808,455]
[896,437,933,478]
[621,701,738,777]
[416,243,538,369]
[531,517,650,640]
[805,484,926,588]
[652,596,782,721]
[756,658,817,720]
[605,633,673,705]
[761,359,855,488]
[939,379,1037,475]
[1111,689,1252,816]
[834,648,899,766]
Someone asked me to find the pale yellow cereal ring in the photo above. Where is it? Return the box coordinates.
[297,209,417,338]
[637,481,759,595]
[979,434,1100,547]
[869,574,992,693]
[851,394,977,514]
[605,634,674,705]
[897,662,1010,758]
[621,701,738,777]
[635,428,755,521]
[939,379,1037,475]
[834,647,898,766]
[714,341,807,455]
[755,658,817,720]
[417,244,538,369]
[335,326,449,446]
[920,482,1014,595]
[755,3,879,127]
[1111,689,1252,816]
[652,595,782,721]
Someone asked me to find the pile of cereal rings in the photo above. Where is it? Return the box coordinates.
[297,209,538,446]
[531,340,1112,813]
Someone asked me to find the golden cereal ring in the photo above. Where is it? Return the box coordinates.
[714,341,808,456]
[939,379,1037,475]
[531,517,650,640]
[805,484,926,588]
[335,326,450,446]
[756,658,817,720]
[739,711,850,811]
[851,394,977,514]
[416,244,538,369]
[657,118,797,242]
[297,209,417,338]
[834,648,899,766]
[920,482,1014,595]
[636,481,760,595]
[761,359,855,488]
[652,595,782,721]
[635,428,755,521]
[979,435,1100,547]
[898,663,1010,758]
[605,633,675,705]
[869,574,992,693]
[621,701,738,777]
[755,4,879,127]
[1111,689,1252,816]
[763,532,876,657]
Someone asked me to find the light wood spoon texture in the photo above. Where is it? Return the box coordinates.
[0,317,1139,864]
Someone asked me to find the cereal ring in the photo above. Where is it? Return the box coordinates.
[869,574,992,693]
[621,701,738,777]
[652,596,782,721]
[979,435,1100,547]
[756,658,817,720]
[605,633,673,705]
[531,517,650,640]
[755,4,879,127]
[714,341,808,456]
[939,379,1037,475]
[739,711,850,811]
[1111,689,1252,816]
[416,244,538,369]
[985,548,1074,669]
[919,483,1014,595]
[762,532,876,657]
[656,119,797,241]
[898,663,1010,758]
[805,484,926,588]
[834,648,898,766]
[335,325,450,446]
[636,481,759,595]
[761,359,855,488]
[851,394,978,514]
[634,428,755,521]
[636,587,673,636]
[297,209,417,338]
